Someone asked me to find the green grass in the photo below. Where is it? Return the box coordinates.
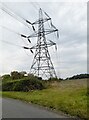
[2,79,88,120]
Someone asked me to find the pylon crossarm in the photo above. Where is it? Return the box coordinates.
[28,29,58,38]
[27,32,38,38]
[21,34,28,38]
[30,42,56,50]
[45,29,58,34]
[32,18,51,25]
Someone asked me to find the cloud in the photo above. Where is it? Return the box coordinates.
[0,2,87,78]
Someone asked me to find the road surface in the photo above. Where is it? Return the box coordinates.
[2,98,69,118]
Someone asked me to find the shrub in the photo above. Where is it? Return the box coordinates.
[2,78,45,92]
[2,74,11,80]
[2,82,14,91]
[2,74,12,84]
[11,71,21,80]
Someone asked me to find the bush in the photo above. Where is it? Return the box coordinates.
[2,74,11,80]
[2,74,12,84]
[11,71,22,80]
[2,78,45,92]
[2,82,14,91]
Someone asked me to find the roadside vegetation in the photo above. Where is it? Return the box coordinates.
[1,71,46,91]
[1,71,62,91]
[1,71,88,120]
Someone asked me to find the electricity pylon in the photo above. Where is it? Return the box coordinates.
[1,4,59,79]
[22,8,59,79]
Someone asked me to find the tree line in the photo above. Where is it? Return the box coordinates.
[1,71,89,81]
[65,73,89,80]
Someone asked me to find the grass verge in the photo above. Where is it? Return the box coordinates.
[2,79,88,120]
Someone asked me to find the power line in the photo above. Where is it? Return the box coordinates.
[1,25,20,35]
[1,25,31,46]
[1,3,31,30]
[2,3,26,21]
[2,40,33,54]
[2,39,32,57]
[1,3,60,79]
[22,48,33,57]
[31,2,40,11]
[2,40,31,51]
[20,36,30,46]
[1,43,84,64]
[35,2,40,9]
[2,40,22,47]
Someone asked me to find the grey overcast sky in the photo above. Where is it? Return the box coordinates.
[0,1,87,78]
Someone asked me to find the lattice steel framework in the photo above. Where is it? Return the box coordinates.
[24,8,59,79]
[1,4,59,79]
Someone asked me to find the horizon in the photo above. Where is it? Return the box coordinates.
[0,71,88,79]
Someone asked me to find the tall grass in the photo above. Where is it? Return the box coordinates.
[2,79,88,119]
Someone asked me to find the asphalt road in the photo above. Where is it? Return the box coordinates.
[2,98,69,118]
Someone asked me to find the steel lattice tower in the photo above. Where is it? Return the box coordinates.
[1,5,59,79]
[28,8,59,79]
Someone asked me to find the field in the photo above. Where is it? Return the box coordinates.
[2,78,88,119]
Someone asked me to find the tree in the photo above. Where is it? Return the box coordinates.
[11,71,21,80]
[19,71,27,78]
[2,74,11,80]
